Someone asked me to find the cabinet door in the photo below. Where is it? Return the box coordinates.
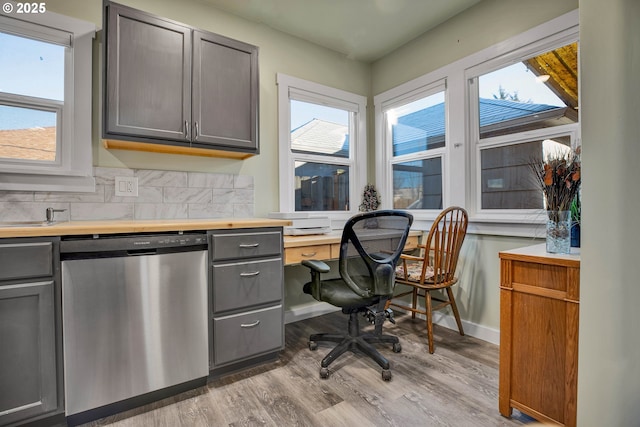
[192,30,259,151]
[106,3,191,142]
[0,281,57,425]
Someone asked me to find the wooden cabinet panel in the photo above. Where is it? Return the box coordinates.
[105,3,191,141]
[0,238,60,426]
[193,31,258,150]
[499,244,580,426]
[104,2,259,155]
[208,228,284,372]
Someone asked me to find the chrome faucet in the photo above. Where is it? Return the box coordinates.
[46,207,66,223]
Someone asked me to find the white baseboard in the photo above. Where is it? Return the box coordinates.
[429,311,500,346]
[284,304,500,346]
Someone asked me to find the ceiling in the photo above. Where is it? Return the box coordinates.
[196,0,483,62]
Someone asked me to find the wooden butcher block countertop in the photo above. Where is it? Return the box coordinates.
[0,218,292,238]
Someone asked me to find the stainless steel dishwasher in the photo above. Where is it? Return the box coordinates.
[60,232,208,420]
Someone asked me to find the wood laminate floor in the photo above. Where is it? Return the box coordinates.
[80,311,535,427]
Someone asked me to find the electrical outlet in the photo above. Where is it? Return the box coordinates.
[115,176,138,197]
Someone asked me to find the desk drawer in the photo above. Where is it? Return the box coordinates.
[210,231,282,260]
[285,244,331,265]
[212,258,282,312]
[213,305,283,366]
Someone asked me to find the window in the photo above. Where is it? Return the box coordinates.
[277,74,366,217]
[375,10,578,230]
[377,81,447,213]
[470,40,579,215]
[0,6,95,191]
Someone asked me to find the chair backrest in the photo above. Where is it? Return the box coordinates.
[339,210,413,297]
[422,206,468,285]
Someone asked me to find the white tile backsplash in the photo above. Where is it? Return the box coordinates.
[0,167,254,222]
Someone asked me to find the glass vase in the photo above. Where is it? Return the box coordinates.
[546,210,571,254]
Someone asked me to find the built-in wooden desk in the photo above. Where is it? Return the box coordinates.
[283,230,421,265]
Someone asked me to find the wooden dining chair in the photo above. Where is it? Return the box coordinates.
[386,206,468,353]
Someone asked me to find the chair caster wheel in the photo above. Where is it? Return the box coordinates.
[309,341,318,351]
[382,369,392,381]
[393,342,402,353]
[319,367,330,379]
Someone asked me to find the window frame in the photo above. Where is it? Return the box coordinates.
[374,9,579,234]
[467,34,580,223]
[377,79,449,216]
[276,73,367,221]
[0,4,95,192]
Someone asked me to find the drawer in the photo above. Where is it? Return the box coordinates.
[285,244,331,265]
[213,305,283,366]
[0,242,53,281]
[212,258,282,312]
[210,231,282,261]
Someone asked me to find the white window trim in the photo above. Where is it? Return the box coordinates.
[276,73,367,224]
[376,78,449,219]
[374,9,579,235]
[0,3,96,192]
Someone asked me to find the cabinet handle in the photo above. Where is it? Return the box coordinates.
[240,271,260,277]
[239,243,259,248]
[184,120,189,140]
[301,252,317,257]
[194,121,199,140]
[240,320,260,328]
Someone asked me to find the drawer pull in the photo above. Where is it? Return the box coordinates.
[301,252,317,257]
[240,271,260,277]
[240,320,260,328]
[239,243,259,248]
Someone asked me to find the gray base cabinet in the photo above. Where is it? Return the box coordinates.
[104,2,259,155]
[208,229,284,372]
[0,238,62,426]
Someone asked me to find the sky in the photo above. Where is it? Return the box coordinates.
[0,31,65,101]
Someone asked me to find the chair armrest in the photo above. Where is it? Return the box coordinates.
[302,259,330,273]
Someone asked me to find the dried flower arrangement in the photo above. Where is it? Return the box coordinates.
[530,146,581,222]
[359,184,380,212]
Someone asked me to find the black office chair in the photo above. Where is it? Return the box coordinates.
[302,209,413,381]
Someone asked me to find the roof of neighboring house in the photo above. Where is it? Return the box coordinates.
[392,98,564,156]
[0,126,56,161]
[289,98,566,159]
[291,118,349,157]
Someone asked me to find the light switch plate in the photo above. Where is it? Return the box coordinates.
[115,176,138,197]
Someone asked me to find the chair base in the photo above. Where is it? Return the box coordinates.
[309,311,401,381]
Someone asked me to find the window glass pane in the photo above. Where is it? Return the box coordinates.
[389,91,445,157]
[295,161,349,211]
[478,42,578,139]
[392,157,442,210]
[0,31,65,101]
[0,105,57,161]
[290,100,349,158]
[480,136,571,209]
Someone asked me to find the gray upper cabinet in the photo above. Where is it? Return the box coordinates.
[193,31,258,150]
[104,2,259,155]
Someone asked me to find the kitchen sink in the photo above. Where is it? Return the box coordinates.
[0,221,54,227]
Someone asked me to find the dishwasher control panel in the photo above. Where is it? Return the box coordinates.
[60,232,208,253]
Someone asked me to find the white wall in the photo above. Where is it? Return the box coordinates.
[578,0,640,425]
